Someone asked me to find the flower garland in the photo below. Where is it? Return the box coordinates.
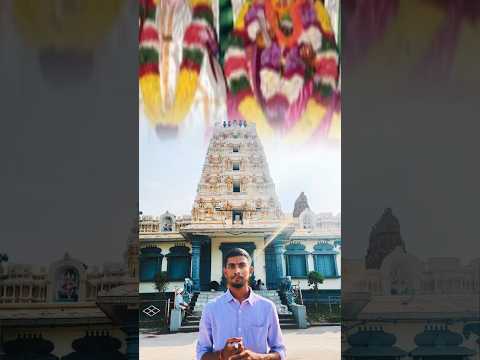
[139,0,218,126]
[224,28,274,138]
[168,0,218,124]
[225,0,340,142]
[139,0,161,124]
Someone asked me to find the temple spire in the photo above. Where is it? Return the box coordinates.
[293,192,310,218]
[365,208,406,269]
[192,121,282,224]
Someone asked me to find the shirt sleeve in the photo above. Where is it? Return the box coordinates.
[267,302,286,360]
[196,303,214,360]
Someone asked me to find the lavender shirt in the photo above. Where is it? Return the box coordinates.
[196,289,286,360]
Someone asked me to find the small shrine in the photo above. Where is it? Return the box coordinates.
[409,324,476,360]
[342,326,407,360]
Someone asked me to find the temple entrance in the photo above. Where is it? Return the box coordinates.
[199,238,211,291]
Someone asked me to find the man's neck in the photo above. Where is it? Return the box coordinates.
[229,285,250,303]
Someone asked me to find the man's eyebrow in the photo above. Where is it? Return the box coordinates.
[227,261,248,266]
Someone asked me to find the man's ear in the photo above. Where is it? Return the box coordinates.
[223,266,227,278]
[249,266,254,276]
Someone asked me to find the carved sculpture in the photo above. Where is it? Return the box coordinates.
[225,176,233,191]
[279,276,296,305]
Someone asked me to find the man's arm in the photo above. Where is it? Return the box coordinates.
[266,303,286,360]
[201,338,245,360]
[196,304,215,360]
[200,351,222,360]
[229,350,280,360]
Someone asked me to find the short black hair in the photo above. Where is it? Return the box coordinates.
[223,248,252,267]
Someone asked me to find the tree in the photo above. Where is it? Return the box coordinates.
[307,271,324,312]
[154,271,169,299]
[308,271,324,290]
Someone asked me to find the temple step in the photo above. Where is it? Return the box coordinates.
[177,325,200,333]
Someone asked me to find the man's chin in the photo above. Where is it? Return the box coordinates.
[231,282,244,289]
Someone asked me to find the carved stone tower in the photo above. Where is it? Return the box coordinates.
[293,192,310,218]
[192,121,282,224]
[365,208,406,269]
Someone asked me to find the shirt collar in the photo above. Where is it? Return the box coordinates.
[224,287,257,305]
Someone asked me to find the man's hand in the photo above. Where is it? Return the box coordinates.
[220,337,244,360]
[228,350,263,360]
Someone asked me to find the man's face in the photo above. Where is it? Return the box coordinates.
[224,255,253,289]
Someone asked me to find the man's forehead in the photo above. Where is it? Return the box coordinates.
[226,255,250,265]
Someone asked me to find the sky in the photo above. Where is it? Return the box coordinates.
[139,115,341,218]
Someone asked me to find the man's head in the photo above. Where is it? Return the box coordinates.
[223,248,253,289]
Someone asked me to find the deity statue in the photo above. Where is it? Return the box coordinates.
[279,276,296,305]
[183,278,194,303]
[225,176,233,191]
[56,268,79,302]
[224,0,340,142]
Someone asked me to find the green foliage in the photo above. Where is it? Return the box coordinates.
[306,303,341,323]
[154,271,169,298]
[307,271,324,291]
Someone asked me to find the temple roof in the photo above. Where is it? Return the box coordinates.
[0,303,109,327]
[358,294,480,320]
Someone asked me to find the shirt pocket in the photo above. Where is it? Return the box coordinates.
[246,324,268,353]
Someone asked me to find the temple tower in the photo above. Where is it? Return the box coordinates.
[192,120,283,225]
[365,208,406,269]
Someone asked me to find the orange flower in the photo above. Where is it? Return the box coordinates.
[265,0,305,49]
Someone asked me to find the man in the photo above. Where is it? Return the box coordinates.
[196,248,286,360]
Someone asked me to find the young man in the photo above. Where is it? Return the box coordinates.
[196,248,286,360]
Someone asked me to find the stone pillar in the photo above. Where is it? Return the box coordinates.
[307,254,315,274]
[169,309,183,332]
[121,326,139,360]
[191,237,201,291]
[273,240,286,285]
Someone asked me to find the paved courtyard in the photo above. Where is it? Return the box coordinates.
[140,326,340,360]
